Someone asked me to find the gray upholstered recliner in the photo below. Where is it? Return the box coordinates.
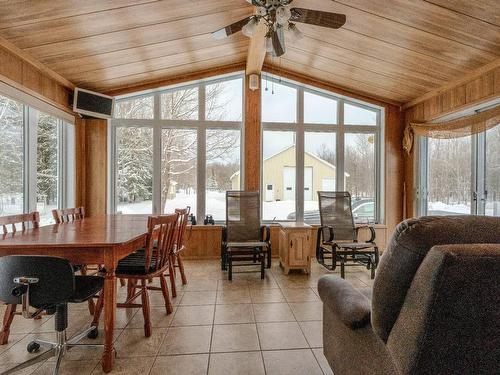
[318,216,500,375]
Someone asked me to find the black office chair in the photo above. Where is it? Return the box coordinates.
[0,256,104,375]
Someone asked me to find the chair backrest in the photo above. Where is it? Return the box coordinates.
[226,191,261,242]
[372,215,500,344]
[0,212,40,235]
[52,207,85,223]
[0,256,74,309]
[386,243,500,374]
[174,207,190,252]
[317,191,356,242]
[143,214,178,274]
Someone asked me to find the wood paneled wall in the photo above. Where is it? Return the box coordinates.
[182,224,388,259]
[403,61,500,218]
[0,43,72,113]
[75,117,108,217]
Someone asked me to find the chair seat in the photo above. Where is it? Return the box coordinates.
[227,241,269,248]
[323,242,376,250]
[70,276,104,303]
[115,252,157,275]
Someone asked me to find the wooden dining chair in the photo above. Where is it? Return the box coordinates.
[91,214,179,337]
[52,207,85,223]
[52,207,98,315]
[0,212,40,345]
[169,208,190,298]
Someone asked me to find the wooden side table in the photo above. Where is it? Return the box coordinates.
[278,222,312,274]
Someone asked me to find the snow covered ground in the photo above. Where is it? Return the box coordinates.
[428,201,471,215]
[116,191,319,221]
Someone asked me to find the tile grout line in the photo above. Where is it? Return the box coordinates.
[206,293,217,375]
[250,301,267,375]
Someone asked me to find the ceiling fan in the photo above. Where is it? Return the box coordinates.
[212,0,346,57]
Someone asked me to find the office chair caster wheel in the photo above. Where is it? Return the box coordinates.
[87,328,98,339]
[27,341,40,353]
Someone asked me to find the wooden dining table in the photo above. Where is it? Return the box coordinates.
[0,214,150,373]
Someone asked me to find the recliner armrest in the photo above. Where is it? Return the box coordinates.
[318,275,371,329]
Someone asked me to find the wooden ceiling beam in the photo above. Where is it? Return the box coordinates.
[0,35,75,90]
[245,21,267,75]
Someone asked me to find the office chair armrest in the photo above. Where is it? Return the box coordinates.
[318,275,371,329]
[260,225,271,242]
[355,225,376,243]
[12,277,44,319]
[221,226,227,244]
[318,226,335,243]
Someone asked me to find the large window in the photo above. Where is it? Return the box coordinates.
[418,114,499,217]
[0,92,75,226]
[261,76,382,224]
[111,74,243,221]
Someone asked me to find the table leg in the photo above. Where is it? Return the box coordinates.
[101,269,117,373]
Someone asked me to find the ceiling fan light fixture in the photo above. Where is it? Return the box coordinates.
[288,23,303,41]
[265,34,274,53]
[242,16,259,37]
[276,6,292,25]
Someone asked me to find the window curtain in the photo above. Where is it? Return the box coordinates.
[403,104,500,154]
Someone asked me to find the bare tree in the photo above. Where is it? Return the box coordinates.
[428,137,471,206]
[344,134,375,198]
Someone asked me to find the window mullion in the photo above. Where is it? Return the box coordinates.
[296,88,304,222]
[474,133,486,215]
[58,120,64,209]
[197,84,206,221]
[153,93,161,214]
[26,108,38,214]
[337,99,345,192]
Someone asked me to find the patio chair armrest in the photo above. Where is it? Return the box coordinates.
[260,225,271,242]
[318,275,371,329]
[355,225,376,243]
[318,226,334,243]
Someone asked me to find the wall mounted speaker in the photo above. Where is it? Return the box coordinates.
[72,88,115,119]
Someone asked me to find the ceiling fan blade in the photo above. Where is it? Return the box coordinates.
[290,8,346,29]
[271,27,286,57]
[212,16,253,40]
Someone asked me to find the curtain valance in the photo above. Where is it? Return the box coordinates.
[403,104,500,154]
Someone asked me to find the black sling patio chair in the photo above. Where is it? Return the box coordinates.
[221,191,271,280]
[316,191,379,279]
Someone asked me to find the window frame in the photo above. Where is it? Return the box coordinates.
[109,73,245,221]
[0,87,75,223]
[260,75,384,224]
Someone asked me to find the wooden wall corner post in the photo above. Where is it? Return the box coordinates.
[84,119,108,217]
[75,116,86,208]
[244,73,261,192]
[384,104,405,234]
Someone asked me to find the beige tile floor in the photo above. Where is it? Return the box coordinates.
[0,259,373,375]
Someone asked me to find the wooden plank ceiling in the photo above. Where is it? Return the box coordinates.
[0,0,498,104]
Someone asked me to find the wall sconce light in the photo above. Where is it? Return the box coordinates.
[249,74,260,91]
